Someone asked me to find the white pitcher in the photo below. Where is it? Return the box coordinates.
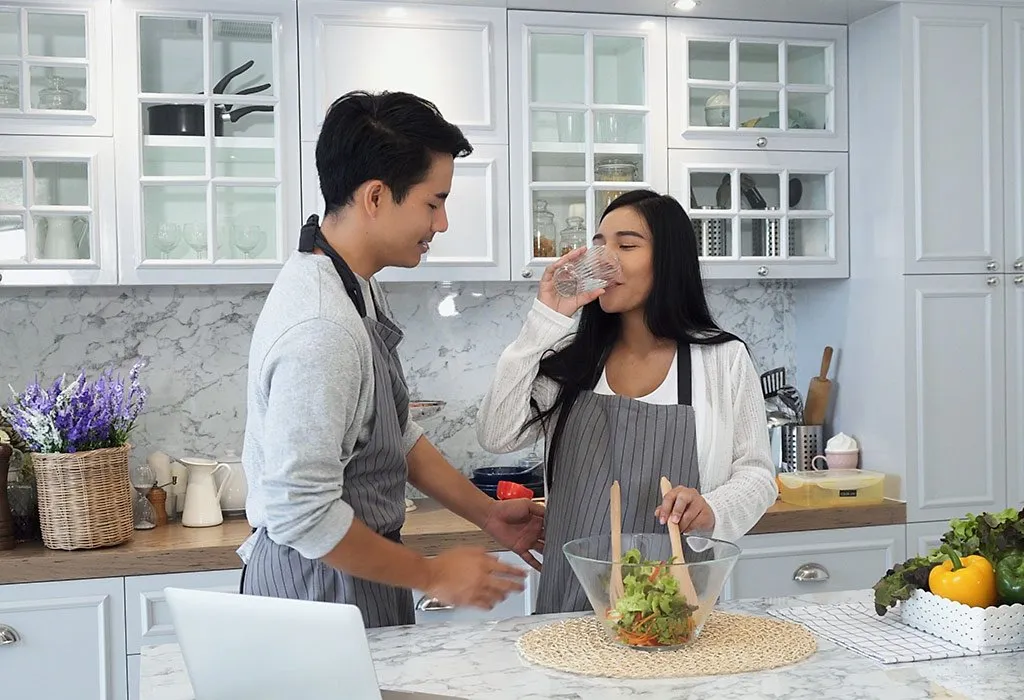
[39,216,88,260]
[213,449,247,513]
[179,457,231,528]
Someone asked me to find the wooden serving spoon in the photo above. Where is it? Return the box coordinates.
[609,480,625,607]
[659,476,700,606]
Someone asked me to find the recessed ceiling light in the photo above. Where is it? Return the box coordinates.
[673,0,699,10]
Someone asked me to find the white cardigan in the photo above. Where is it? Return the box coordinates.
[476,299,778,544]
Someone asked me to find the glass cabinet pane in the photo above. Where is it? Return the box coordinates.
[738,42,779,83]
[0,160,24,206]
[215,186,275,260]
[532,191,585,258]
[35,214,90,260]
[691,211,732,257]
[0,11,18,57]
[595,157,642,187]
[531,109,585,146]
[689,171,731,210]
[532,152,585,183]
[787,92,828,130]
[143,185,207,259]
[0,67,18,109]
[212,19,275,98]
[593,36,644,105]
[738,89,780,128]
[737,172,780,210]
[690,88,729,128]
[140,16,204,94]
[530,34,584,104]
[30,68,86,110]
[688,40,729,81]
[27,13,86,58]
[0,214,26,260]
[214,105,276,177]
[787,45,827,85]
[593,111,643,145]
[32,160,89,206]
[789,217,830,257]
[741,213,783,257]
[789,172,829,211]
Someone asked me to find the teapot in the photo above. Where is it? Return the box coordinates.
[38,216,88,260]
[178,457,232,528]
[213,449,247,514]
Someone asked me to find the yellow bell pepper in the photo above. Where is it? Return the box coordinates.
[928,550,998,608]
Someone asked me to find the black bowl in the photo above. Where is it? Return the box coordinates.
[471,464,540,486]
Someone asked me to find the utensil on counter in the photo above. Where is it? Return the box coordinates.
[776,384,805,423]
[659,477,700,606]
[760,367,786,399]
[803,346,834,426]
[409,400,446,423]
[609,480,625,607]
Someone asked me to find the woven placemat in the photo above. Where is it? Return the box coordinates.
[516,611,817,679]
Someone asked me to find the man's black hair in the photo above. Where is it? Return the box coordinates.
[315,90,473,215]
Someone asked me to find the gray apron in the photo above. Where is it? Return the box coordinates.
[535,341,706,614]
[240,215,415,629]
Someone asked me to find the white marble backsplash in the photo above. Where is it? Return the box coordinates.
[0,280,794,473]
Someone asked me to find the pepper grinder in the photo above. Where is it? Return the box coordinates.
[0,432,15,550]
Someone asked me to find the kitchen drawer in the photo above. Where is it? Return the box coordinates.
[724,525,906,600]
[412,551,540,625]
[0,577,127,700]
[124,569,241,653]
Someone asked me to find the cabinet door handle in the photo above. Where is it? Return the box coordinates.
[0,624,20,646]
[1014,276,1023,286]
[415,595,455,612]
[521,268,533,279]
[986,260,999,271]
[757,265,769,277]
[987,276,999,286]
[1014,258,1023,271]
[792,563,830,582]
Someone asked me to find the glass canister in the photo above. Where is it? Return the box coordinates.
[36,75,80,110]
[558,216,587,256]
[595,160,638,183]
[532,199,557,258]
[0,76,19,109]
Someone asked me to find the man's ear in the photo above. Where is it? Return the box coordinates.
[360,180,388,220]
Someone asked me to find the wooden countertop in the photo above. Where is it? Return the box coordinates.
[0,498,906,585]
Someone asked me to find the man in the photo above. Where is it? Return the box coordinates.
[237,90,544,628]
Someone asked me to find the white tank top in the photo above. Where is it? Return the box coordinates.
[593,349,678,405]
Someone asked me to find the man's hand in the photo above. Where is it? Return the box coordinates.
[424,547,526,610]
[481,499,545,571]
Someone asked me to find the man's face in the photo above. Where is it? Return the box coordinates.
[370,153,455,268]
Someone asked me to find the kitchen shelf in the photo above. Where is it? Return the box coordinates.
[531,142,644,155]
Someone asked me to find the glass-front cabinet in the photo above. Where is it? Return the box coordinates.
[112,0,299,285]
[508,11,668,280]
[0,136,117,285]
[671,150,848,279]
[668,19,847,152]
[0,0,112,135]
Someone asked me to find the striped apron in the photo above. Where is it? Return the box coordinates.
[535,341,706,614]
[239,215,415,629]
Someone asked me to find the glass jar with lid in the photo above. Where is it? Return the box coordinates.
[36,75,81,111]
[558,215,587,256]
[0,76,18,109]
[595,160,638,183]
[532,199,557,258]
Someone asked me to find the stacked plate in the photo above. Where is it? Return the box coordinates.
[471,459,544,500]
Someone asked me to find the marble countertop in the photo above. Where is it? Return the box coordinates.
[0,498,906,585]
[141,589,1020,700]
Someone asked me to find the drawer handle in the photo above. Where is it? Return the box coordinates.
[792,563,830,582]
[0,624,20,646]
[415,595,455,612]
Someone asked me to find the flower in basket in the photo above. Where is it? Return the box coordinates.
[1,361,148,454]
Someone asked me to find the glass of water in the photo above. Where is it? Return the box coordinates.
[552,245,621,298]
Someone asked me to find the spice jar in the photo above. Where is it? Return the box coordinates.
[0,76,19,109]
[558,216,587,256]
[532,199,557,258]
[36,75,80,110]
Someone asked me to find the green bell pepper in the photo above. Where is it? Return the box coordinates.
[995,551,1024,605]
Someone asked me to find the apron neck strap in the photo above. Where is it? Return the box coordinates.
[299,214,368,318]
[676,341,692,406]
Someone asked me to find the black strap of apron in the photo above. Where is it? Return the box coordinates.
[676,341,693,407]
[298,214,368,319]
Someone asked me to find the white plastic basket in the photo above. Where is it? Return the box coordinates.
[900,589,1024,653]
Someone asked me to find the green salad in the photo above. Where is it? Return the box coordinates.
[606,548,699,647]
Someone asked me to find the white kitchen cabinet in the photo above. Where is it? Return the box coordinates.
[0,0,112,136]
[0,135,117,285]
[1008,8,1024,275]
[297,1,508,147]
[111,0,301,285]
[906,521,950,558]
[411,551,539,625]
[722,525,906,601]
[669,148,847,280]
[508,10,668,281]
[1009,274,1024,509]
[0,577,127,700]
[667,19,847,153]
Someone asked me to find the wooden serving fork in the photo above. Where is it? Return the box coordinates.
[609,480,625,606]
[659,476,700,606]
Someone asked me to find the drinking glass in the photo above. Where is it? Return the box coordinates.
[553,245,621,298]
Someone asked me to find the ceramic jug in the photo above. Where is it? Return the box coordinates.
[213,449,247,514]
[179,457,231,528]
[39,216,88,260]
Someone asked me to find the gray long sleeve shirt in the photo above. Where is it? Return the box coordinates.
[237,251,423,563]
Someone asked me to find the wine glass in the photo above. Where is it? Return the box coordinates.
[231,224,265,259]
[183,223,208,259]
[152,223,181,260]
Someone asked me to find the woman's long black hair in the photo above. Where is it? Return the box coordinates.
[523,189,741,485]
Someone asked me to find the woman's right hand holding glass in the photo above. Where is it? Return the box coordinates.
[537,247,605,318]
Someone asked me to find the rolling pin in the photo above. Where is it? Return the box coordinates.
[803,346,834,426]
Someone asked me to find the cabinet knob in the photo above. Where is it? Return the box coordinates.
[1014,258,1023,271]
[792,563,830,582]
[757,265,769,277]
[0,624,20,646]
[1014,276,1023,285]
[415,595,455,612]
[0,271,4,283]
[986,276,999,286]
[986,261,999,272]
[521,269,533,279]
[756,137,768,149]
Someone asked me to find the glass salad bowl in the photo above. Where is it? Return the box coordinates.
[563,533,741,651]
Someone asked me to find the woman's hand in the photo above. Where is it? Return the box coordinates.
[537,247,604,318]
[656,486,716,533]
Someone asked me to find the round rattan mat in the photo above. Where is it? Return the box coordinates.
[516,611,817,679]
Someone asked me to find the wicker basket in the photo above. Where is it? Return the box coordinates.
[31,444,135,550]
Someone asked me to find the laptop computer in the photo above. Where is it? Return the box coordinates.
[164,587,465,700]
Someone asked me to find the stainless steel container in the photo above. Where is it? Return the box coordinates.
[781,424,823,472]
[697,206,727,257]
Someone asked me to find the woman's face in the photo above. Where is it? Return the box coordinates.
[594,205,653,315]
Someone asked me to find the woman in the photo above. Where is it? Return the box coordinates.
[476,190,777,614]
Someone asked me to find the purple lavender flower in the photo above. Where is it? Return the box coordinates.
[1,360,149,454]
